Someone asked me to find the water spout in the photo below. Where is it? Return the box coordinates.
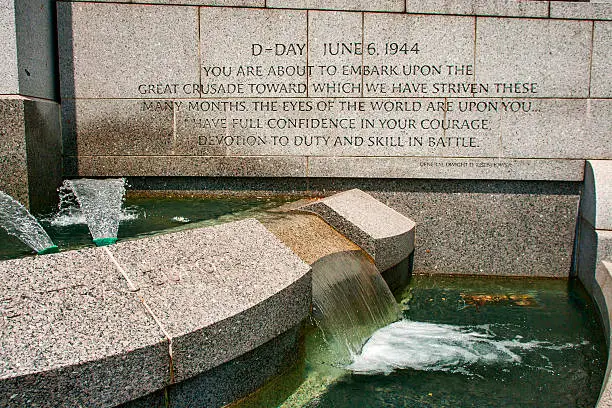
[61,178,126,246]
[0,191,58,254]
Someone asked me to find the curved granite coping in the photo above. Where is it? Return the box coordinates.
[582,160,612,231]
[580,160,612,406]
[300,188,416,271]
[594,260,612,407]
[0,219,311,407]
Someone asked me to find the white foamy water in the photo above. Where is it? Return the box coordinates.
[48,208,139,227]
[347,320,586,376]
[171,216,190,223]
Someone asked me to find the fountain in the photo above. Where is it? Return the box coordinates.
[61,178,127,246]
[0,191,58,255]
[0,189,608,407]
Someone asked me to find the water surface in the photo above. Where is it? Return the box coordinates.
[235,275,607,408]
[0,195,294,260]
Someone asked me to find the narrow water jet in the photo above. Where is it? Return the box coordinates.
[62,178,126,246]
[0,191,57,254]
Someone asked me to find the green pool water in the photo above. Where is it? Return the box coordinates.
[234,275,607,408]
[0,195,294,260]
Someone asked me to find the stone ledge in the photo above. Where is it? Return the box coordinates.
[69,156,587,182]
[405,0,548,18]
[105,218,311,383]
[551,2,612,21]
[307,157,586,181]
[582,160,612,231]
[300,188,416,271]
[0,219,311,406]
[65,0,264,5]
[69,155,308,178]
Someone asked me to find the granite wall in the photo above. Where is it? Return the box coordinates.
[57,0,610,182]
[0,0,61,211]
[52,0,611,276]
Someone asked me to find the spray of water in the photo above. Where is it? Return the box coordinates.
[61,178,126,246]
[0,191,57,254]
[49,182,137,228]
[347,320,588,376]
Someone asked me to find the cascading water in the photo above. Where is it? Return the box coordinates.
[0,191,57,254]
[225,215,606,408]
[311,250,400,362]
[61,178,126,246]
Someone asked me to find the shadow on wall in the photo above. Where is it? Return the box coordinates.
[56,3,77,176]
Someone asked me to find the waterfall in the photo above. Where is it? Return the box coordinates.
[62,178,126,246]
[0,191,57,254]
[311,250,400,362]
[262,212,400,362]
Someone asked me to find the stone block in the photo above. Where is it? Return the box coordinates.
[306,156,585,181]
[0,99,27,204]
[592,22,612,98]
[13,0,57,99]
[171,97,508,159]
[105,219,311,382]
[550,2,612,21]
[62,99,175,157]
[476,18,592,98]
[0,152,28,206]
[0,248,170,407]
[169,97,608,162]
[363,14,475,98]
[442,98,502,157]
[308,11,362,97]
[0,0,19,94]
[175,97,447,157]
[262,212,361,265]
[73,155,308,178]
[22,99,62,212]
[199,8,307,98]
[174,97,449,157]
[301,189,416,271]
[500,99,612,159]
[405,0,548,18]
[358,180,581,277]
[58,2,199,99]
[0,0,56,99]
[267,0,403,11]
[0,98,61,212]
[582,160,612,231]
